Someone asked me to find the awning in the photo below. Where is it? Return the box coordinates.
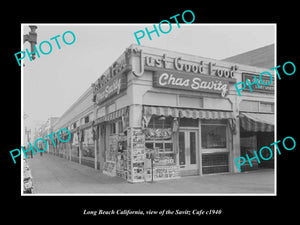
[143,105,233,119]
[239,112,274,132]
[95,106,128,125]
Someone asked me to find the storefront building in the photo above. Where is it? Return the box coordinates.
[51,44,275,183]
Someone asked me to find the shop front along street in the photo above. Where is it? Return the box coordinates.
[31,44,275,185]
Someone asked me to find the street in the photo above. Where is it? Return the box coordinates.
[26,153,275,195]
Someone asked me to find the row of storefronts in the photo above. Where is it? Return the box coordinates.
[47,44,275,183]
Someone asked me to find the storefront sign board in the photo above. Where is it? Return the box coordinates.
[242,73,274,93]
[153,70,229,97]
[94,73,127,105]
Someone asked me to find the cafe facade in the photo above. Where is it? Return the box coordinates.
[51,44,275,183]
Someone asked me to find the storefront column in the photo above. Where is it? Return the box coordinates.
[230,95,242,173]
[93,108,98,170]
[232,117,241,173]
[129,104,143,127]
[127,104,144,183]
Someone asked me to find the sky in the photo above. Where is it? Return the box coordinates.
[22,24,275,127]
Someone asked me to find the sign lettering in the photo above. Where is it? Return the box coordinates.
[242,73,274,93]
[153,71,229,97]
[93,74,127,105]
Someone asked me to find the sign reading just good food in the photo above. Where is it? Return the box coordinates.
[142,54,238,79]
[153,70,229,97]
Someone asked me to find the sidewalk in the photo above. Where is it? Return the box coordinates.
[27,153,275,194]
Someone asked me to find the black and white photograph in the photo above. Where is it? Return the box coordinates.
[21,24,276,195]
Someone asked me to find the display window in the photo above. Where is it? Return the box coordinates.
[109,122,116,135]
[147,116,172,129]
[201,120,227,151]
[145,116,176,165]
[117,120,123,134]
[240,135,257,159]
[82,127,95,159]
[201,120,229,174]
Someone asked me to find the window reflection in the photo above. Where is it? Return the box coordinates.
[201,125,226,149]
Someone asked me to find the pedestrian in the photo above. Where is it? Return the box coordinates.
[39,142,43,156]
[30,145,33,158]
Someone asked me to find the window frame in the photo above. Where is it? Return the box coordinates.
[109,122,116,135]
[200,122,228,153]
[259,101,274,113]
[145,116,173,154]
[84,115,89,124]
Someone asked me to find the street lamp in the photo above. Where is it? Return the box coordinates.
[23,25,37,61]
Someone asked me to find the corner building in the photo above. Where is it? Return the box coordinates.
[52,44,275,183]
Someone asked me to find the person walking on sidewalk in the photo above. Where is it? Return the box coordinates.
[30,145,33,158]
[38,142,43,156]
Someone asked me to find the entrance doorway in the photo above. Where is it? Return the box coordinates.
[178,129,199,176]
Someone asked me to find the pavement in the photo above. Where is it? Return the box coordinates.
[26,153,275,195]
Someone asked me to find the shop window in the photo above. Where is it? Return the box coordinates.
[190,132,196,164]
[84,115,89,124]
[148,116,172,129]
[81,127,95,167]
[145,140,173,153]
[260,102,274,113]
[240,135,259,170]
[201,124,227,149]
[117,120,123,133]
[109,122,116,135]
[240,100,259,112]
[240,135,257,158]
[145,116,175,165]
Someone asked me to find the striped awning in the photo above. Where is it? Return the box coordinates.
[95,106,128,125]
[143,105,233,119]
[239,112,274,132]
